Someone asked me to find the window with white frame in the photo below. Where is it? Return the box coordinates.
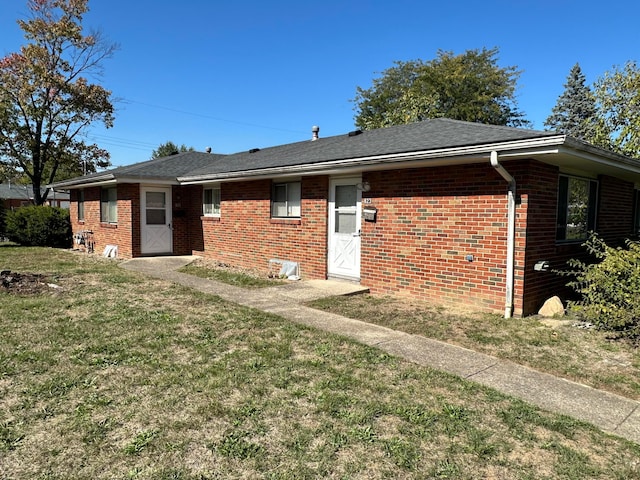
[556,175,598,241]
[77,189,85,221]
[271,181,301,217]
[203,186,221,216]
[100,187,118,223]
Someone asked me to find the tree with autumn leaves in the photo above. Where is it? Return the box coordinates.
[0,0,116,205]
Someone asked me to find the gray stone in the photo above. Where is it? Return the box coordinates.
[538,296,565,317]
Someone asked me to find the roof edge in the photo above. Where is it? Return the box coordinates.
[48,174,116,189]
[563,137,640,171]
[179,135,568,184]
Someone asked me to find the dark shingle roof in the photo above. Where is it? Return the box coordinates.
[50,151,227,187]
[106,151,228,178]
[51,119,561,188]
[0,183,32,200]
[182,118,557,178]
[0,183,69,200]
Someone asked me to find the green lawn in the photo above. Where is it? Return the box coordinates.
[1,245,639,479]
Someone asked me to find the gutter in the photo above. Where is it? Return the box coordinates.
[490,151,515,319]
[48,175,180,190]
[48,173,115,189]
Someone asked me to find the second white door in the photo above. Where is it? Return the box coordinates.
[141,186,173,255]
[328,177,362,280]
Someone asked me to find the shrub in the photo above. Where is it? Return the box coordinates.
[0,199,5,240]
[563,234,640,339]
[4,205,72,248]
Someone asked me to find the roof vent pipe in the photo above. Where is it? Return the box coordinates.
[311,125,319,141]
[490,151,516,319]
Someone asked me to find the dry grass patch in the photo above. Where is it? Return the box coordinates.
[308,294,640,400]
[179,257,286,288]
[1,246,639,479]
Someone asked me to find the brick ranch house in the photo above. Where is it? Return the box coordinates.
[0,183,70,210]
[50,118,640,317]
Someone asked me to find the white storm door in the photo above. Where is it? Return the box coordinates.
[141,186,173,254]
[328,177,362,279]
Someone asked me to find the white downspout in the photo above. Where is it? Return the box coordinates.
[490,151,515,319]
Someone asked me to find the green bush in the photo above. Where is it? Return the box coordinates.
[4,205,72,248]
[0,199,6,239]
[564,234,640,338]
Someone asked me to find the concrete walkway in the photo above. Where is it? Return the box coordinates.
[120,256,640,445]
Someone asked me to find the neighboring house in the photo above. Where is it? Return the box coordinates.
[49,118,640,317]
[0,183,70,210]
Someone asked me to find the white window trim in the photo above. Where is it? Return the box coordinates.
[77,189,85,221]
[203,186,221,217]
[100,187,118,224]
[271,181,301,218]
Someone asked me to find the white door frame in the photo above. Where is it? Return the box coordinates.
[140,185,173,255]
[327,176,362,280]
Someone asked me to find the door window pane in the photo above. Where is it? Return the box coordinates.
[146,192,165,209]
[146,209,166,225]
[336,185,356,208]
[335,211,357,233]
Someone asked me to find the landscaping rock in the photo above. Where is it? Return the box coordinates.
[538,296,565,317]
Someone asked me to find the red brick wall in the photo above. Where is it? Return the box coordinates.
[360,164,516,313]
[70,184,197,258]
[69,185,138,258]
[65,163,635,317]
[2,199,32,210]
[359,160,636,316]
[515,165,635,315]
[597,175,635,244]
[192,176,328,278]
[171,185,194,255]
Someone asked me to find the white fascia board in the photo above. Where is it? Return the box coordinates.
[47,174,115,189]
[179,136,568,184]
[49,176,178,189]
[558,142,640,174]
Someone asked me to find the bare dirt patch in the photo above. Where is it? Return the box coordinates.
[0,270,60,295]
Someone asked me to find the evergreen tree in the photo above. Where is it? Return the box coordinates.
[544,63,598,141]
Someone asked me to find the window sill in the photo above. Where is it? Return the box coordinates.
[556,239,586,245]
[270,218,301,225]
[201,215,221,222]
[100,222,118,229]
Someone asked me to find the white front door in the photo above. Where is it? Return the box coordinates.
[141,186,173,255]
[328,177,362,279]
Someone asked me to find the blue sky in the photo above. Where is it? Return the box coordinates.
[1,0,639,167]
